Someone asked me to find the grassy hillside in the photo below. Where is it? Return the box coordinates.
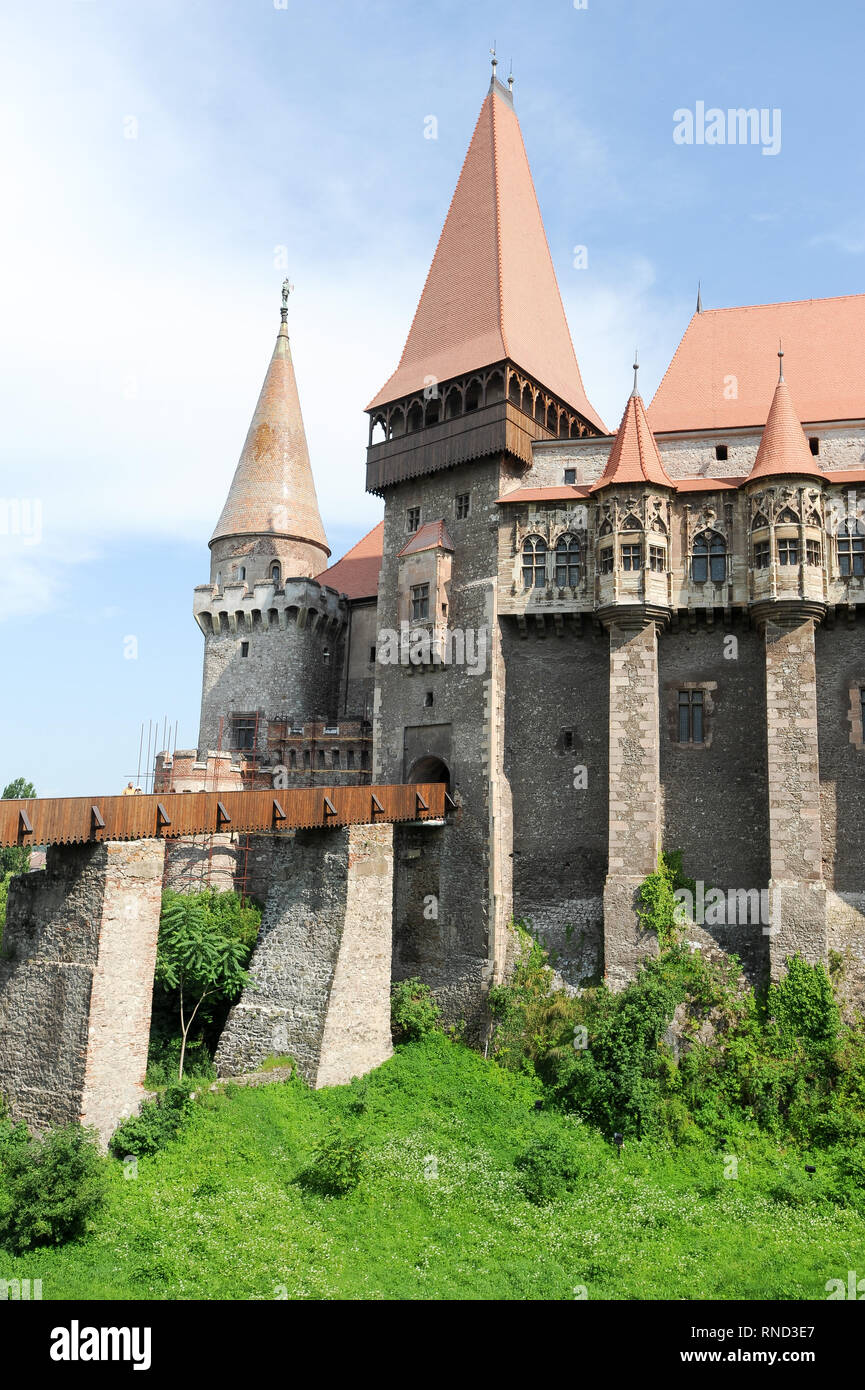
[4,1033,863,1301]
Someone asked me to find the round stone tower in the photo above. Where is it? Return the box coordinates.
[194,289,347,767]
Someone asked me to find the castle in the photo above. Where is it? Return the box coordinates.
[165,67,865,1021]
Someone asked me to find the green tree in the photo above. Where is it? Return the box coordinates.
[155,895,252,1079]
[1,778,36,879]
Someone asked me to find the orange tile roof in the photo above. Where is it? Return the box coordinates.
[397,519,454,556]
[316,520,383,599]
[496,485,592,503]
[674,477,741,492]
[367,82,605,431]
[212,318,329,556]
[591,392,673,492]
[649,294,865,433]
[747,375,824,482]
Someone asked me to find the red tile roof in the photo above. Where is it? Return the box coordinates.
[591,392,673,492]
[397,519,454,557]
[747,375,824,482]
[649,294,865,433]
[316,520,383,599]
[674,477,741,492]
[212,319,329,556]
[496,485,591,503]
[367,82,605,431]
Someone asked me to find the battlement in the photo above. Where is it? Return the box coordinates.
[194,575,347,637]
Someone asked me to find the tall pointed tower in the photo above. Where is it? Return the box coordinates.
[193,292,345,767]
[372,66,603,1024]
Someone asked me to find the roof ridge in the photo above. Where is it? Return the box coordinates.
[490,89,509,360]
[693,291,865,315]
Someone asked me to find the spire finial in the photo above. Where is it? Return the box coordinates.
[508,60,514,93]
[631,348,640,398]
[489,42,497,86]
[280,277,293,325]
[696,280,703,314]
[778,338,784,383]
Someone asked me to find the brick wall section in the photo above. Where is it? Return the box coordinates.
[763,617,828,975]
[603,620,663,988]
[214,824,394,1087]
[0,840,164,1146]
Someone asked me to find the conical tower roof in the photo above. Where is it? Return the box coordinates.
[211,310,329,557]
[367,78,605,430]
[592,376,673,491]
[747,363,823,483]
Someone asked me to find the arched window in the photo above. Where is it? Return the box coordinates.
[555,535,580,587]
[691,530,727,583]
[270,562,281,584]
[236,565,246,582]
[838,519,865,577]
[522,536,547,589]
[215,571,221,588]
[406,401,424,432]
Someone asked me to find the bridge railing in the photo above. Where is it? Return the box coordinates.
[0,783,452,848]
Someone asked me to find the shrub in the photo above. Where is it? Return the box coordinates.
[391,977,440,1044]
[514,1129,590,1204]
[301,1130,365,1196]
[637,850,696,948]
[768,955,840,1044]
[0,1122,107,1253]
[109,1084,194,1160]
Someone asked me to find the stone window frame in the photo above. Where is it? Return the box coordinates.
[410,582,430,620]
[455,492,470,520]
[406,506,421,534]
[665,680,718,750]
[847,682,865,750]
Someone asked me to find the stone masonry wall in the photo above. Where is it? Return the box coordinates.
[0,840,165,1146]
[763,618,827,977]
[502,623,608,985]
[214,824,394,1087]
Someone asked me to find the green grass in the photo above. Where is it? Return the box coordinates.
[4,1034,863,1300]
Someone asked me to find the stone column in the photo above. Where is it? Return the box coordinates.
[215,822,395,1087]
[0,839,165,1147]
[757,603,828,978]
[600,608,667,989]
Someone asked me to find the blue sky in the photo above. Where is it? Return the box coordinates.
[1,0,862,795]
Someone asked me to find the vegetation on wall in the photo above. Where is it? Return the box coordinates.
[151,889,259,1080]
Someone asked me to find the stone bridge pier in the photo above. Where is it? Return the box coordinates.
[215,822,395,1087]
[0,822,397,1146]
[0,839,166,1147]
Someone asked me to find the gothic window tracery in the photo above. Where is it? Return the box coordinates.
[554,535,580,587]
[691,530,727,583]
[522,535,547,588]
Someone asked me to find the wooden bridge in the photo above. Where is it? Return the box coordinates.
[0,782,451,848]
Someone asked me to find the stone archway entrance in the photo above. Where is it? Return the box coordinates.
[406,755,451,793]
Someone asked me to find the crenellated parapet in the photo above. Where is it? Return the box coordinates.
[194,576,347,639]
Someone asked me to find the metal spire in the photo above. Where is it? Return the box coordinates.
[696,280,703,314]
[508,60,514,94]
[778,339,784,382]
[631,348,640,397]
[280,277,293,325]
[489,42,497,88]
